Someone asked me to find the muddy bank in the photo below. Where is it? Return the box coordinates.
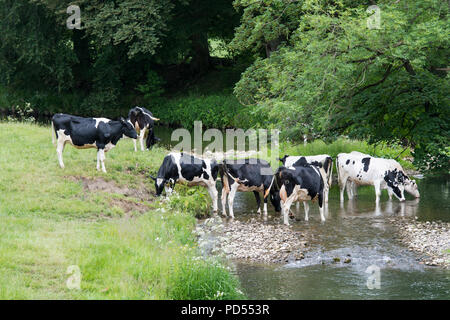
[196,216,309,263]
[393,218,449,268]
[66,176,153,214]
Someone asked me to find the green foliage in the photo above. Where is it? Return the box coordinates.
[232,0,450,173]
[165,187,212,219]
[154,92,252,129]
[0,0,76,90]
[81,0,174,58]
[137,70,165,102]
[6,102,35,123]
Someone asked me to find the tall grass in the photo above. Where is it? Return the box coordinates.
[0,122,244,299]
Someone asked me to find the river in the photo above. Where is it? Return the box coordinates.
[155,125,449,299]
[231,178,449,299]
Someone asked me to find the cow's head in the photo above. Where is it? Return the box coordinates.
[270,189,282,212]
[279,155,289,165]
[150,175,165,196]
[401,175,420,198]
[120,117,138,139]
[269,168,291,212]
[384,169,406,201]
[145,129,160,149]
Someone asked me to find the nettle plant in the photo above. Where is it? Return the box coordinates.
[7,102,35,123]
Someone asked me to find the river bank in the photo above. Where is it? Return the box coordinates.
[196,216,309,263]
[393,218,450,268]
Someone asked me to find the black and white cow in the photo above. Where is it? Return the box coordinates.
[336,152,420,204]
[271,163,327,225]
[51,113,137,173]
[279,154,333,203]
[128,106,160,152]
[220,159,276,218]
[150,152,219,212]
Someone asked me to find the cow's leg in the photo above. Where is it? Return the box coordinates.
[318,191,325,222]
[133,139,137,152]
[324,183,329,203]
[221,185,228,216]
[339,175,348,203]
[303,201,310,221]
[387,188,393,200]
[352,182,358,197]
[282,198,295,225]
[207,184,218,213]
[56,140,65,169]
[96,151,100,171]
[98,148,107,173]
[374,180,381,205]
[346,180,354,199]
[139,127,146,151]
[253,191,261,214]
[227,183,239,218]
[263,193,268,216]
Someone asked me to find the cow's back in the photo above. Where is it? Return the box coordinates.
[338,153,396,185]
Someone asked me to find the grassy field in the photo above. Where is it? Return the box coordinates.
[0,122,243,299]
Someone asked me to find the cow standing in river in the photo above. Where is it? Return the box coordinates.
[271,163,327,225]
[51,113,137,173]
[336,152,420,204]
[128,106,160,152]
[220,159,276,218]
[279,154,333,203]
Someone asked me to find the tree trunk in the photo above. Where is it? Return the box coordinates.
[189,33,210,75]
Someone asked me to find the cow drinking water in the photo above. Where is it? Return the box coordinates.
[336,152,420,204]
[51,113,137,173]
[150,152,219,213]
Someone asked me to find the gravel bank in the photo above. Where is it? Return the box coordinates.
[196,216,308,263]
[393,218,450,268]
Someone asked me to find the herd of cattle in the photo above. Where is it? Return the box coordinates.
[51,107,420,225]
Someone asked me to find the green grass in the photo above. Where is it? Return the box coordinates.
[0,122,244,299]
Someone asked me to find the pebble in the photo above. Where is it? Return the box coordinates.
[196,217,308,263]
[393,218,449,269]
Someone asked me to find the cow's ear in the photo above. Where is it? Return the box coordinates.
[119,117,126,124]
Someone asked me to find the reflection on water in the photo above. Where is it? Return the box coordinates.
[228,178,450,300]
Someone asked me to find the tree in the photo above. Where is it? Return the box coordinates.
[0,0,76,90]
[232,0,449,172]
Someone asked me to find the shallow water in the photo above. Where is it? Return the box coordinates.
[155,126,449,299]
[229,177,450,300]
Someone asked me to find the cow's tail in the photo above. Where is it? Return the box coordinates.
[335,155,341,187]
[51,120,56,146]
[219,161,230,193]
[328,157,333,188]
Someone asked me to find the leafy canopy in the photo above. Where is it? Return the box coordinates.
[232,0,449,172]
